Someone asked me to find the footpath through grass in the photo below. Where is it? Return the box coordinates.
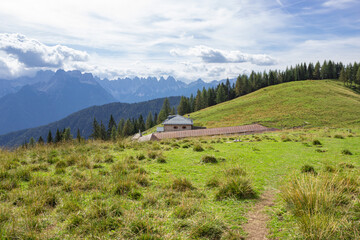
[0,127,359,239]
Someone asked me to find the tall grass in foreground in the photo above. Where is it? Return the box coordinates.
[281,170,360,239]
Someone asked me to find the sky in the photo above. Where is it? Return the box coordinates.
[0,0,359,82]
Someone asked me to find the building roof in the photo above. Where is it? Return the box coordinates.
[157,127,164,132]
[162,115,193,125]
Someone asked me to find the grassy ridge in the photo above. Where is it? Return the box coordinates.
[190,80,360,128]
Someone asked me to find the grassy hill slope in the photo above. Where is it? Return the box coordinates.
[190,80,360,129]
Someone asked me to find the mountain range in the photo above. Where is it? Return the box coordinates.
[0,96,180,147]
[0,70,235,135]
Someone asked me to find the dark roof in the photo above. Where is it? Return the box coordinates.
[162,115,193,125]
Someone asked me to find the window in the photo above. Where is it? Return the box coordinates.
[173,126,178,129]
[182,126,186,129]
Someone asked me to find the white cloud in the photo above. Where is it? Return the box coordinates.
[323,0,356,8]
[170,46,277,66]
[0,33,88,68]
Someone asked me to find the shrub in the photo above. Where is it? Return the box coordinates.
[193,144,204,152]
[172,178,195,192]
[215,178,257,200]
[201,155,218,164]
[191,220,224,240]
[312,140,322,146]
[341,149,352,155]
[301,165,317,174]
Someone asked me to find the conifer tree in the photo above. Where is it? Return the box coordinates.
[189,94,195,112]
[111,126,117,141]
[38,136,44,144]
[76,129,81,143]
[55,129,62,143]
[107,114,117,138]
[194,89,202,111]
[117,118,125,138]
[145,112,154,130]
[177,96,188,116]
[170,107,176,115]
[47,130,53,144]
[63,128,71,141]
[29,137,35,147]
[138,114,145,132]
[339,68,346,86]
[201,87,208,108]
[100,121,107,140]
[313,62,321,80]
[216,84,226,104]
[356,66,360,87]
[91,118,100,139]
[122,119,133,136]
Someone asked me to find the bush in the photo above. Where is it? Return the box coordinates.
[301,165,317,174]
[312,140,322,146]
[193,144,204,152]
[215,178,257,200]
[172,178,195,192]
[341,149,352,155]
[201,155,218,164]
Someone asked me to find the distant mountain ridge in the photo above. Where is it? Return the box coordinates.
[0,96,181,147]
[0,70,235,135]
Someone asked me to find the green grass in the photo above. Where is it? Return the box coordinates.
[0,127,359,239]
[189,80,360,128]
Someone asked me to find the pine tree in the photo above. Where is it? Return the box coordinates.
[177,96,188,116]
[107,114,117,138]
[216,84,226,104]
[321,60,328,79]
[76,128,81,143]
[117,118,125,138]
[122,119,133,136]
[38,136,44,144]
[201,87,208,108]
[100,121,107,140]
[138,114,145,132]
[47,130,53,144]
[157,109,167,124]
[356,66,360,87]
[189,94,195,112]
[162,98,171,116]
[145,112,154,130]
[55,129,62,143]
[111,126,117,141]
[170,107,176,115]
[235,75,244,97]
[63,128,71,141]
[339,68,346,86]
[91,118,100,139]
[194,89,202,111]
[29,137,35,147]
[313,62,321,80]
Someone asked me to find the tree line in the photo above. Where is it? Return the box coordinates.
[25,60,359,145]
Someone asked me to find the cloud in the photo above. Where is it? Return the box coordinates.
[323,0,356,8]
[0,33,89,68]
[170,45,277,66]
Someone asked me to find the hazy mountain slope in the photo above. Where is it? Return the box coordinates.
[0,96,180,147]
[189,80,360,128]
[0,70,116,134]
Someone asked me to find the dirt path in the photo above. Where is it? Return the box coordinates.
[243,190,276,240]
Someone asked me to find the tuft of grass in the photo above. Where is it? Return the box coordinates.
[171,178,195,192]
[312,140,322,146]
[190,220,224,240]
[156,156,166,163]
[301,165,317,175]
[225,167,246,176]
[193,144,204,152]
[206,178,220,188]
[215,177,257,200]
[173,204,198,219]
[334,134,344,139]
[341,149,352,155]
[201,155,218,164]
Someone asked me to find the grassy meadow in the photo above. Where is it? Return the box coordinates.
[189,80,360,129]
[0,127,359,239]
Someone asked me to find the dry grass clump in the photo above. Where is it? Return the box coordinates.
[281,170,360,239]
[201,155,218,164]
[171,178,195,192]
[215,177,257,201]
